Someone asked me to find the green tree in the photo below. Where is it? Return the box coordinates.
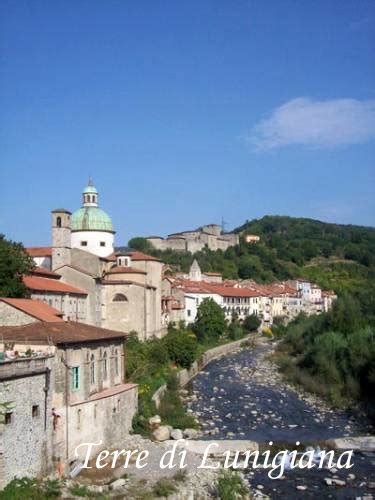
[194,298,226,342]
[0,235,34,298]
[164,328,198,368]
[127,237,154,254]
[243,314,261,332]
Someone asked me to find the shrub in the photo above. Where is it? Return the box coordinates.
[165,329,198,369]
[158,388,197,430]
[227,323,245,340]
[243,314,261,332]
[69,484,92,497]
[216,471,249,500]
[262,327,273,338]
[0,478,62,500]
[152,478,177,497]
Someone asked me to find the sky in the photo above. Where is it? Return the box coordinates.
[0,0,374,247]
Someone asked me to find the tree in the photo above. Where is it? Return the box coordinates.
[164,327,198,368]
[0,235,35,297]
[127,237,154,254]
[194,298,226,342]
[243,314,261,332]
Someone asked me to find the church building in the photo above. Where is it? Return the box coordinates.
[26,181,166,340]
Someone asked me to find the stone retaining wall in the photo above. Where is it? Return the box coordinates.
[152,335,253,408]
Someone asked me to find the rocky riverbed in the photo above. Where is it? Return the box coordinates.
[184,339,375,499]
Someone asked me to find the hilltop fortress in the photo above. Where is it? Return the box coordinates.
[147,224,239,252]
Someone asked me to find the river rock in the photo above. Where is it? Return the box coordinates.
[328,436,375,452]
[184,428,199,439]
[148,415,161,428]
[110,478,127,490]
[331,479,346,487]
[153,425,170,441]
[171,429,184,440]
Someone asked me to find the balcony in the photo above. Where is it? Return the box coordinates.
[0,355,53,380]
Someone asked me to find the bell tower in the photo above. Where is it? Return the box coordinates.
[51,209,72,270]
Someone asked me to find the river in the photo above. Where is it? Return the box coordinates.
[185,341,374,499]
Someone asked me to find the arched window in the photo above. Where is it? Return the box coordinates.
[103,351,108,380]
[90,354,95,385]
[56,216,62,228]
[113,293,128,302]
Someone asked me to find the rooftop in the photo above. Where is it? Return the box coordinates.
[26,247,52,257]
[0,298,64,322]
[126,251,161,262]
[0,321,127,345]
[32,267,61,279]
[23,276,87,295]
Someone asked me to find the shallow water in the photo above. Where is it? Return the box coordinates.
[187,345,375,499]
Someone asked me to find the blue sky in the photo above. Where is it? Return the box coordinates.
[1,0,374,246]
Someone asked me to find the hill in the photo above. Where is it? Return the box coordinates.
[128,215,375,296]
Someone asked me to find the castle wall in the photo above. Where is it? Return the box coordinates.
[147,226,239,253]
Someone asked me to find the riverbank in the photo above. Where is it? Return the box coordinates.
[185,339,375,498]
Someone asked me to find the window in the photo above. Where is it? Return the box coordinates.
[56,216,62,228]
[114,349,119,376]
[117,256,130,267]
[5,412,12,425]
[77,409,81,429]
[113,293,128,302]
[81,241,88,247]
[187,309,191,317]
[90,354,95,384]
[103,351,108,380]
[71,367,80,391]
[100,241,106,247]
[32,405,40,417]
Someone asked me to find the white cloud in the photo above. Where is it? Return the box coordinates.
[247,97,375,150]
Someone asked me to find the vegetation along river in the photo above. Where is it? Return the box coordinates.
[185,341,375,499]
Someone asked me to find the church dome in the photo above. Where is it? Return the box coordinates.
[71,207,114,233]
[83,184,98,194]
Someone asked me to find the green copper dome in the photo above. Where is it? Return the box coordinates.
[83,185,98,194]
[71,207,114,233]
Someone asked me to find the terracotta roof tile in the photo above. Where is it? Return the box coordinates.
[23,276,87,295]
[32,267,61,279]
[0,321,127,344]
[25,247,52,257]
[0,298,64,323]
[126,251,161,262]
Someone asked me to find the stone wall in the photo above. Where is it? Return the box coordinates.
[57,266,101,326]
[152,336,252,408]
[30,292,87,322]
[0,302,38,326]
[0,356,54,487]
[52,341,138,465]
